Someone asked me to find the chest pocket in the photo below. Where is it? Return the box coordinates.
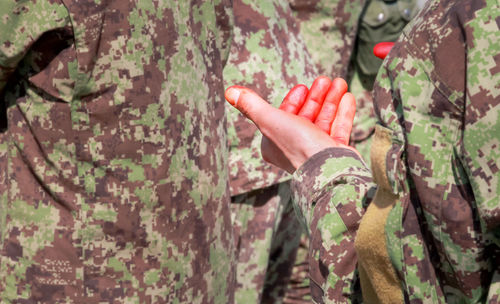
[356,0,419,77]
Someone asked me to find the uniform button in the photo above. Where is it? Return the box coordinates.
[377,12,385,21]
[403,8,411,18]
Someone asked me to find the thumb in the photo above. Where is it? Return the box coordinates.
[225,85,275,126]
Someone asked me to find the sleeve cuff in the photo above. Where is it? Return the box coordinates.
[291,147,371,221]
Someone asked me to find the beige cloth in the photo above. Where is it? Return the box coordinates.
[355,125,404,304]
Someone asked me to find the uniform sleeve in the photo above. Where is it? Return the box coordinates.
[0,0,70,94]
[461,12,500,239]
[291,147,375,303]
[461,12,500,302]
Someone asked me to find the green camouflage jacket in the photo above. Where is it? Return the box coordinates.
[0,0,235,302]
[289,0,365,78]
[291,0,500,302]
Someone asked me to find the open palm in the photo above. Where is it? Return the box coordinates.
[225,76,359,173]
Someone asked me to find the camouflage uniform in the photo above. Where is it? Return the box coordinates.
[0,1,235,303]
[291,0,500,302]
[224,0,317,302]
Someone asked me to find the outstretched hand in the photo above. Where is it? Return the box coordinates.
[225,76,358,173]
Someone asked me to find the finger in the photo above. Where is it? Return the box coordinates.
[373,42,395,59]
[279,84,309,114]
[225,85,276,127]
[330,92,356,145]
[314,77,348,133]
[297,76,332,121]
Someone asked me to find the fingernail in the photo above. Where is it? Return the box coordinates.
[225,87,241,106]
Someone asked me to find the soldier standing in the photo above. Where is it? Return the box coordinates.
[0,1,235,302]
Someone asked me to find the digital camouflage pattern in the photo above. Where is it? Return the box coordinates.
[292,149,372,303]
[0,0,235,302]
[289,0,365,78]
[230,182,304,303]
[224,0,317,302]
[291,0,500,302]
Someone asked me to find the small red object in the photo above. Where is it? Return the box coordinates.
[373,42,395,59]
